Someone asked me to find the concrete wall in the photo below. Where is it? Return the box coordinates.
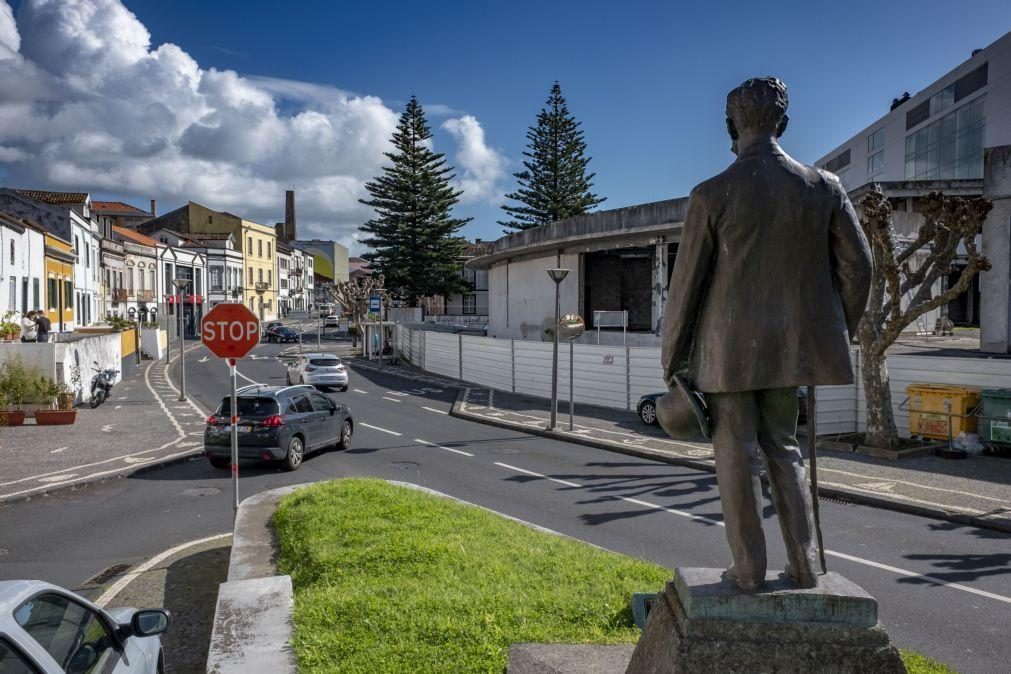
[981,145,1011,352]
[487,252,580,341]
[141,327,167,360]
[55,333,123,404]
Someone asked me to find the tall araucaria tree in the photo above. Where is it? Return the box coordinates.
[359,96,470,305]
[499,82,605,231]
[857,186,991,448]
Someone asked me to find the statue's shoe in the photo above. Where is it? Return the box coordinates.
[784,563,819,589]
[721,565,764,591]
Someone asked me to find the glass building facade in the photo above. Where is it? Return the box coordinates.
[904,96,985,180]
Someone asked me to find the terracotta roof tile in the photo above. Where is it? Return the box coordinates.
[14,189,88,205]
[112,225,160,247]
[91,200,151,215]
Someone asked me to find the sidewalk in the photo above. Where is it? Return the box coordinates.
[350,358,1011,533]
[0,356,207,504]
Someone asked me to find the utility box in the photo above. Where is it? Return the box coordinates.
[906,384,979,439]
[980,389,1011,444]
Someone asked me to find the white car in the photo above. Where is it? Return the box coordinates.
[286,353,349,391]
[0,580,170,673]
[323,315,340,328]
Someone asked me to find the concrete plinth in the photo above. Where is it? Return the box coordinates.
[625,567,905,674]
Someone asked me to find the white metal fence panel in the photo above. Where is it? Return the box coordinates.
[411,330,424,368]
[569,343,628,409]
[424,332,459,379]
[814,384,858,436]
[462,336,513,391]
[513,340,554,399]
[628,347,665,407]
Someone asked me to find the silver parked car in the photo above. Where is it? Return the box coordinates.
[0,580,170,673]
[285,353,349,391]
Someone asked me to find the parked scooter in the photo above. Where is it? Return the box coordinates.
[89,361,120,408]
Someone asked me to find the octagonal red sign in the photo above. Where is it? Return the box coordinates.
[200,303,261,360]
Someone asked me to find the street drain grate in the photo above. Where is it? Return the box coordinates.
[85,563,132,587]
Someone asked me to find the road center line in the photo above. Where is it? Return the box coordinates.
[354,389,368,394]
[382,396,402,403]
[422,406,449,415]
[415,438,474,457]
[360,422,402,436]
[494,462,582,488]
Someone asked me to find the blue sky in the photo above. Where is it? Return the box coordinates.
[3,0,1010,250]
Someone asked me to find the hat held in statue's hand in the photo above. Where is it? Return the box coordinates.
[656,375,711,440]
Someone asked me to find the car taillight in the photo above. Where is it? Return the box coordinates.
[305,366,317,372]
[261,415,285,428]
[207,415,219,425]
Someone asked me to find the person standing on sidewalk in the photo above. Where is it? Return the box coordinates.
[661,77,873,590]
[20,311,37,342]
[34,312,51,342]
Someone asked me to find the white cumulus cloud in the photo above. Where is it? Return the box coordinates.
[0,0,499,253]
[442,115,506,204]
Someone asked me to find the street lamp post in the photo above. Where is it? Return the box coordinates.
[172,278,192,401]
[546,268,569,430]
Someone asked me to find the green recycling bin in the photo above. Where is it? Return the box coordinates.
[980,388,1011,444]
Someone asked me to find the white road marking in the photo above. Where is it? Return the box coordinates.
[820,480,988,515]
[494,462,582,488]
[385,391,409,396]
[354,389,368,394]
[820,466,1010,504]
[422,406,448,415]
[414,438,474,457]
[234,369,259,385]
[382,396,402,403]
[50,447,67,454]
[37,474,79,483]
[360,423,402,436]
[114,405,122,410]
[94,532,232,608]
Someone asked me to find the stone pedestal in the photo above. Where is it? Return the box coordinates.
[625,567,905,674]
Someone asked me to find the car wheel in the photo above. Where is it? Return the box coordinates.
[285,372,291,385]
[283,436,304,471]
[300,375,306,385]
[157,650,165,674]
[208,456,230,469]
[640,401,657,425]
[337,420,352,450]
[339,385,348,392]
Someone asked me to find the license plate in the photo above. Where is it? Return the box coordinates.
[228,425,253,433]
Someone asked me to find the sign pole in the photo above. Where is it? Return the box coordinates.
[230,357,239,513]
[569,340,574,431]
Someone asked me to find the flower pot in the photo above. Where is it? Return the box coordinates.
[34,409,77,425]
[57,392,76,411]
[0,410,26,426]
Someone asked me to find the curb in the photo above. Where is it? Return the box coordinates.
[207,485,304,674]
[449,389,1011,535]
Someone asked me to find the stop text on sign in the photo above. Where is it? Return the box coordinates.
[202,320,259,342]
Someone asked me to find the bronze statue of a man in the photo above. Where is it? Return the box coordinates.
[661,77,873,590]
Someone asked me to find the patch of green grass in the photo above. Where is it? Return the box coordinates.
[275,478,956,673]
[901,650,959,674]
[275,479,669,672]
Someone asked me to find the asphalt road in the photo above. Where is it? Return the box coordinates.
[1,321,1008,672]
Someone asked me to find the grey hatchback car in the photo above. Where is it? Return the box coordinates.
[204,384,353,471]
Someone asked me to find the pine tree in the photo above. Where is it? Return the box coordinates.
[500,82,605,231]
[359,96,470,305]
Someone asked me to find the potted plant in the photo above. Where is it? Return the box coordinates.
[0,310,20,341]
[34,377,76,425]
[0,356,31,425]
[57,365,81,410]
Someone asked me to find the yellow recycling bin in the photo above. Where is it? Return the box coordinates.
[906,384,980,439]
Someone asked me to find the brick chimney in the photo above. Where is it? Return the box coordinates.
[284,189,296,242]
[150,199,157,217]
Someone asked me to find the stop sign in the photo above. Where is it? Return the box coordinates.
[201,303,261,359]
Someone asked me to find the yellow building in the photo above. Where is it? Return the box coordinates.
[137,202,278,320]
[43,232,75,332]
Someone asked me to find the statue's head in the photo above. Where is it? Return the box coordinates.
[726,77,789,150]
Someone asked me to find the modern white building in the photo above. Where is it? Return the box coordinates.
[815,29,1011,351]
[289,247,307,312]
[0,189,102,327]
[277,244,292,316]
[0,212,45,322]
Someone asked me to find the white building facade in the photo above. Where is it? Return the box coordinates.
[815,30,1011,351]
[0,213,45,323]
[277,245,291,316]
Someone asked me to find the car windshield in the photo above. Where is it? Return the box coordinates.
[218,397,279,417]
[277,327,294,334]
[310,358,340,367]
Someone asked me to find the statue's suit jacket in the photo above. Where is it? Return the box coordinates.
[662,139,873,393]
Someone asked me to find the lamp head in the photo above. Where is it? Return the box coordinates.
[546,268,570,283]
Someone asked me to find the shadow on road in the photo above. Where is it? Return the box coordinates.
[161,544,231,674]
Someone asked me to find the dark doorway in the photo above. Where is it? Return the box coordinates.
[946,266,980,327]
[584,249,653,331]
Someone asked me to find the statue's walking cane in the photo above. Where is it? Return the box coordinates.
[807,385,827,574]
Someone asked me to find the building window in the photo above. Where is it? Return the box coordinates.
[930,84,955,117]
[248,267,253,285]
[257,239,262,257]
[8,241,12,265]
[247,236,252,253]
[33,278,39,310]
[211,266,223,290]
[164,263,173,294]
[195,268,202,296]
[823,149,850,173]
[7,276,13,311]
[138,268,145,291]
[267,242,271,259]
[74,236,79,255]
[463,293,477,314]
[867,128,885,176]
[64,281,73,309]
[48,278,57,309]
[149,270,155,293]
[128,268,135,292]
[258,268,263,284]
[905,96,985,180]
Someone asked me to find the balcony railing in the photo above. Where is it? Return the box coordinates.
[136,289,156,301]
[255,281,269,293]
[111,288,128,302]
